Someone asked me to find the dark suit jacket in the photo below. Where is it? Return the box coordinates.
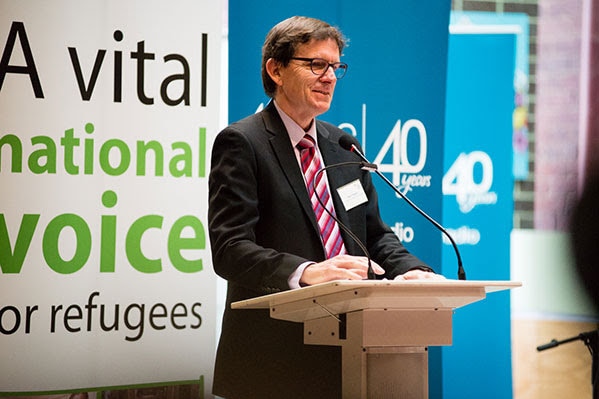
[208,101,427,398]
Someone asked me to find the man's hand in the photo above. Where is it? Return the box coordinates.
[394,269,446,281]
[299,255,385,286]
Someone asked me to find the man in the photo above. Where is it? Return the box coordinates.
[208,16,443,398]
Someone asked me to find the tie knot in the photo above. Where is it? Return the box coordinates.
[297,135,316,150]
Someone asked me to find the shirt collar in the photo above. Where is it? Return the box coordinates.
[273,100,317,149]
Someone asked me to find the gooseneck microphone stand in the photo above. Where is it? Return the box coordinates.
[339,136,466,280]
[537,329,598,399]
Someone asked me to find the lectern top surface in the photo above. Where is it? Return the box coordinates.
[231,279,521,310]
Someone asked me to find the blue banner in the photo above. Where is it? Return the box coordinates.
[442,32,516,398]
[451,11,531,179]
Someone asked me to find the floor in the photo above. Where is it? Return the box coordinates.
[512,318,596,399]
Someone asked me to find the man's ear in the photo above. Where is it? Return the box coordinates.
[265,58,283,86]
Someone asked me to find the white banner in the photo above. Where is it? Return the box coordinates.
[0,0,221,394]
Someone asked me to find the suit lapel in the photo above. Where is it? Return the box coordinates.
[262,103,322,239]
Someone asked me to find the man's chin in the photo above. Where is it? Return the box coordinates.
[314,101,332,115]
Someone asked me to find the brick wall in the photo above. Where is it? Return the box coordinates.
[534,0,582,229]
[452,0,599,231]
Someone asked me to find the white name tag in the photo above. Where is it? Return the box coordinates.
[337,179,368,211]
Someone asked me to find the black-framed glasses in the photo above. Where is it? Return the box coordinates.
[290,57,348,79]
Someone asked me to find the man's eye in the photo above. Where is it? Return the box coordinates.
[312,60,328,70]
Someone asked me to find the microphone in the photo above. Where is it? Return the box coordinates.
[536,330,598,351]
[312,161,377,280]
[338,134,466,280]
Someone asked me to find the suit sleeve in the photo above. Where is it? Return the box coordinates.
[208,127,307,295]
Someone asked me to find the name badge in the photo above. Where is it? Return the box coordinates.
[337,179,368,211]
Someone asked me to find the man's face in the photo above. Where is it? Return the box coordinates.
[271,38,341,129]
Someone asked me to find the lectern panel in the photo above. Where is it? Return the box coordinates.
[231,280,521,399]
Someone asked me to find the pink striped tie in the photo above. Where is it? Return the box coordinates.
[297,135,346,259]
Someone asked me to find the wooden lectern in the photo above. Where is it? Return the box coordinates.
[232,279,521,398]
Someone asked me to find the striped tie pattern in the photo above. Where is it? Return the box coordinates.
[297,135,346,259]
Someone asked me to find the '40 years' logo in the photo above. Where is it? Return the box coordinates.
[338,106,430,196]
[442,151,497,213]
[371,119,431,196]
